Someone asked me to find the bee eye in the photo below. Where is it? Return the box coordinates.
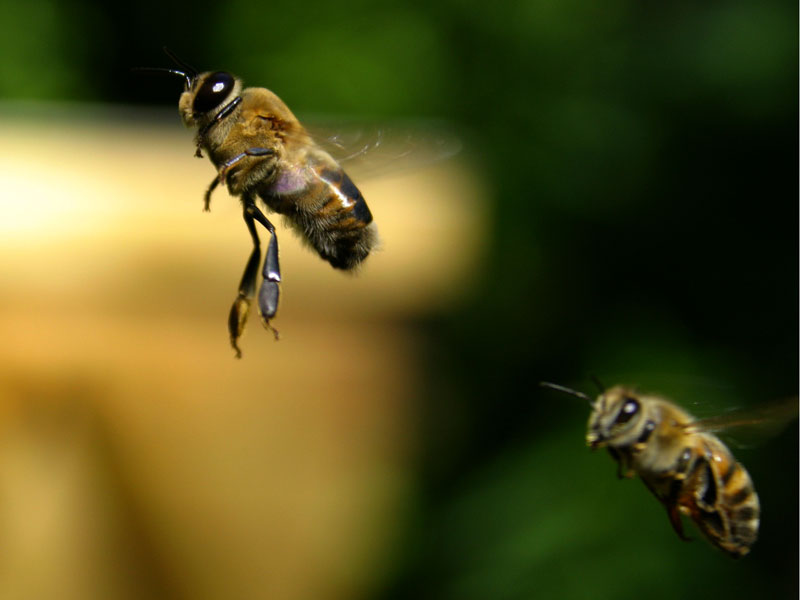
[193,71,235,114]
[615,398,640,424]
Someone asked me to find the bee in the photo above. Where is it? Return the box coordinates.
[137,48,378,357]
[539,382,795,558]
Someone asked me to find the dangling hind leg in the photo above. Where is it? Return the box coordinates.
[227,194,281,357]
[228,210,261,358]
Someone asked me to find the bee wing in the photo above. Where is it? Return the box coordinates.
[301,117,462,180]
[687,397,798,448]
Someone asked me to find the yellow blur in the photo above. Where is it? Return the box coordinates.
[0,103,486,600]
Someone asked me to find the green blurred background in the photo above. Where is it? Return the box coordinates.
[1,0,797,599]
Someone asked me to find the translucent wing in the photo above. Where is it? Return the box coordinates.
[686,397,798,448]
[303,117,462,180]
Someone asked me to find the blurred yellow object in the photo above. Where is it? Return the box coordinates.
[0,103,486,600]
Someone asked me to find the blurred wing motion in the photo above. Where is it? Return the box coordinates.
[306,117,462,180]
[688,396,798,448]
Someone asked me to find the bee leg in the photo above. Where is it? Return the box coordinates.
[228,206,262,358]
[196,96,243,156]
[641,476,694,543]
[244,198,281,339]
[257,228,281,339]
[203,176,219,212]
[608,447,635,479]
[218,148,276,185]
[666,503,693,542]
[664,477,694,542]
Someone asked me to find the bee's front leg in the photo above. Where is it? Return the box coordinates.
[607,447,635,479]
[218,147,275,185]
[203,176,219,212]
[205,145,273,212]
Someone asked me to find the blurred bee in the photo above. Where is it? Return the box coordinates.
[541,382,796,557]
[137,48,378,357]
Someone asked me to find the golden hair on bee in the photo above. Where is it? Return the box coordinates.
[136,48,378,357]
[539,382,783,558]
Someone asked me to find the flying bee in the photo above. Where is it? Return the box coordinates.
[540,382,797,557]
[137,48,378,357]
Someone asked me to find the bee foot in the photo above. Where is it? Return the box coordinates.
[260,317,280,340]
[228,294,251,358]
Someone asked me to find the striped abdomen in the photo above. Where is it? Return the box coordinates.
[679,436,760,558]
[260,157,377,270]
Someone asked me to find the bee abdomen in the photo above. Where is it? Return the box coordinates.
[719,463,760,555]
[318,167,373,223]
[691,449,760,558]
[291,166,377,270]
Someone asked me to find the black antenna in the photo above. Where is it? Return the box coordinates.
[131,66,192,89]
[589,375,606,393]
[131,47,197,90]
[539,382,593,404]
[162,47,198,79]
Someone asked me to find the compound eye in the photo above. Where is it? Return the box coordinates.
[193,71,235,114]
[615,397,640,425]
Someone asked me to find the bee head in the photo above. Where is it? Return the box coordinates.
[587,386,642,448]
[134,48,241,128]
[179,70,240,126]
